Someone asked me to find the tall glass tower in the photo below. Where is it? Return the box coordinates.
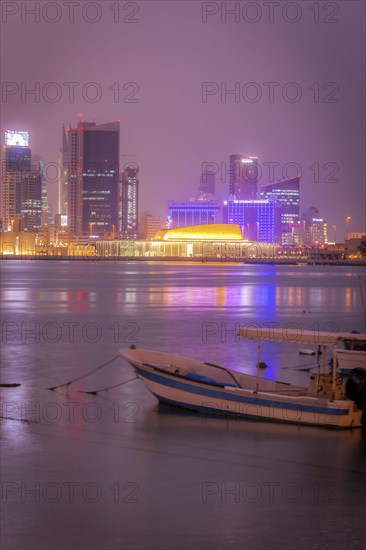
[67,121,120,236]
[260,176,300,238]
[229,154,258,200]
[120,165,139,238]
[1,130,41,231]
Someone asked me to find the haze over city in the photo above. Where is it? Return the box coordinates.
[2,4,366,550]
[1,1,365,235]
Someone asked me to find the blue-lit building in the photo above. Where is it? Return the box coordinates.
[260,177,300,242]
[223,199,280,243]
[168,201,220,228]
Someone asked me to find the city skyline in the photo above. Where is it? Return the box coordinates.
[1,1,365,237]
[0,123,361,244]
[1,6,365,550]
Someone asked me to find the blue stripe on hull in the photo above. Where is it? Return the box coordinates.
[136,367,350,416]
[153,395,349,429]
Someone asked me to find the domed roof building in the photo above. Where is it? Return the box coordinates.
[153,224,243,241]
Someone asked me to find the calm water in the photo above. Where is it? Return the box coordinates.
[1,261,365,550]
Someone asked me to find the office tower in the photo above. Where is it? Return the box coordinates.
[229,154,258,200]
[20,163,42,231]
[168,201,220,228]
[301,206,327,245]
[260,176,300,242]
[139,211,163,239]
[57,124,68,216]
[198,170,215,200]
[1,130,31,230]
[223,199,280,243]
[68,121,120,236]
[229,154,242,197]
[33,156,52,227]
[242,157,258,200]
[1,130,42,231]
[120,165,139,238]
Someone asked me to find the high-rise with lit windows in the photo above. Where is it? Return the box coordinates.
[168,201,220,228]
[229,154,258,200]
[57,124,68,217]
[223,199,280,243]
[68,121,120,236]
[120,165,139,238]
[260,176,300,242]
[198,169,215,200]
[301,206,327,245]
[1,130,42,231]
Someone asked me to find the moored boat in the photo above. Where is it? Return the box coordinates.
[299,348,316,356]
[119,328,366,429]
[337,333,366,374]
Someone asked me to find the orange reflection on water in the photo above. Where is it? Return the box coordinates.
[216,287,226,307]
[344,287,351,312]
[275,286,304,307]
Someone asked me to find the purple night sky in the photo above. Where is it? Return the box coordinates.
[1,1,365,236]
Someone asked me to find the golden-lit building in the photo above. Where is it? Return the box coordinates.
[153,224,243,241]
[95,224,276,259]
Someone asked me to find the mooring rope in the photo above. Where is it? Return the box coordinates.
[78,375,139,395]
[48,354,120,391]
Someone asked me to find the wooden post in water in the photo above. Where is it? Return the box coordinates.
[359,276,366,330]
[255,340,261,394]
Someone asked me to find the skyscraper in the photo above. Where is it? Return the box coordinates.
[198,169,215,200]
[1,130,41,231]
[67,121,120,236]
[242,157,258,200]
[20,160,42,231]
[33,156,53,227]
[229,154,242,198]
[260,176,300,242]
[120,165,139,239]
[223,199,280,243]
[301,206,327,245]
[229,154,258,200]
[57,124,68,216]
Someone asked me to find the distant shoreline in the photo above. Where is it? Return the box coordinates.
[1,255,365,266]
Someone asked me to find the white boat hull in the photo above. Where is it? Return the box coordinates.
[120,349,364,429]
[338,349,366,374]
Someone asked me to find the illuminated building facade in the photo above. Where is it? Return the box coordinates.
[57,124,68,216]
[301,206,327,245]
[168,202,220,228]
[198,170,215,200]
[260,177,300,242]
[20,169,42,230]
[120,165,139,238]
[154,224,243,241]
[68,121,119,236]
[223,199,280,243]
[140,211,163,239]
[32,155,52,227]
[229,154,258,200]
[1,131,42,231]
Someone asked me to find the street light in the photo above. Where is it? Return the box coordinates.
[346,216,351,241]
